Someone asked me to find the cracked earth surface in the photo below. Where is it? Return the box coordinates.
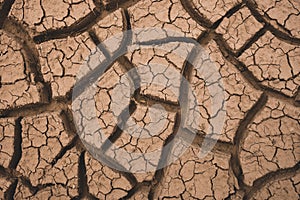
[0,0,299,199]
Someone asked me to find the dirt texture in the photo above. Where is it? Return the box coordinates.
[0,0,299,199]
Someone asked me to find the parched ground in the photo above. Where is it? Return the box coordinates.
[0,0,299,199]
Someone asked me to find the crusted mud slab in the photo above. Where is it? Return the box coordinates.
[0,0,299,199]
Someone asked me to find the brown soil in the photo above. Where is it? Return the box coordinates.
[0,0,299,199]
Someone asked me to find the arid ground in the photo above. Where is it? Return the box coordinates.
[0,0,299,199]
